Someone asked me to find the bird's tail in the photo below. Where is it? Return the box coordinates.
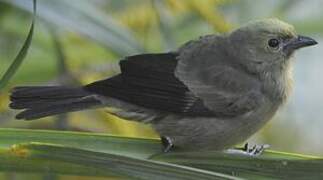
[9,86,102,120]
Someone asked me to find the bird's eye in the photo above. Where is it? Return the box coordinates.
[268,38,279,48]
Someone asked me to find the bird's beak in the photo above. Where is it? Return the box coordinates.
[284,35,318,52]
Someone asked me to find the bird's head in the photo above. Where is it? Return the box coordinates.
[228,18,317,73]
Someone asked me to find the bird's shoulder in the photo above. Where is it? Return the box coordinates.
[178,34,226,56]
[179,34,223,47]
[177,34,234,76]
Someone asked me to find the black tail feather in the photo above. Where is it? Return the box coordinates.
[9,86,102,120]
[10,86,88,100]
[9,98,69,109]
[15,96,101,120]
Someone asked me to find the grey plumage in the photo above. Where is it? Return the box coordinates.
[9,19,317,151]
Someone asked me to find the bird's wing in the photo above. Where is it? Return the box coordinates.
[175,35,264,117]
[84,53,215,116]
[176,65,263,117]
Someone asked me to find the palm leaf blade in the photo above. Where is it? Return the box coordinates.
[0,143,240,180]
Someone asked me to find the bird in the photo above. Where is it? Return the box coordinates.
[9,19,317,154]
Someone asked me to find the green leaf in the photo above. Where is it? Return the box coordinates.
[0,128,161,159]
[0,0,36,90]
[0,143,240,180]
[1,128,322,179]
[152,151,323,179]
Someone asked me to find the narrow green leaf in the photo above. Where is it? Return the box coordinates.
[0,128,161,159]
[0,0,36,90]
[153,151,323,179]
[0,147,112,177]
[0,143,241,180]
[1,128,322,179]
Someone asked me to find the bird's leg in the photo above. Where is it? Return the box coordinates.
[226,143,270,156]
[161,136,174,153]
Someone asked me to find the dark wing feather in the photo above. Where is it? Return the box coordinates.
[85,53,214,116]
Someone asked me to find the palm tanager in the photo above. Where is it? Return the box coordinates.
[9,19,318,153]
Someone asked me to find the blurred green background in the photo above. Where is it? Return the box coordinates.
[0,0,323,167]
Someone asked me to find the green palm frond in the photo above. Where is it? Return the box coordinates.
[0,128,322,179]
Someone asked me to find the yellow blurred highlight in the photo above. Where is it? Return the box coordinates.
[9,144,30,158]
[116,0,232,35]
[186,0,232,32]
[0,93,8,112]
[116,4,157,36]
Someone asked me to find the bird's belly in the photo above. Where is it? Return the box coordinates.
[152,103,279,151]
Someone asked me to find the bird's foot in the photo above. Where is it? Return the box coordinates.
[243,143,270,156]
[226,143,270,156]
[161,136,174,153]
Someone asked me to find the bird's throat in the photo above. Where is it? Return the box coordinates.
[261,62,293,103]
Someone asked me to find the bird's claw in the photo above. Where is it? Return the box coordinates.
[161,136,174,153]
[243,143,270,156]
[226,143,270,156]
